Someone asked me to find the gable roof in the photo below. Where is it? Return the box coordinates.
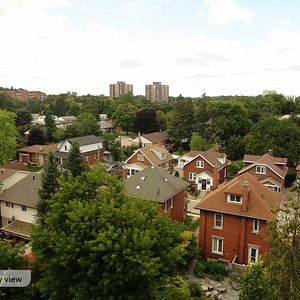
[18,144,57,155]
[0,173,41,208]
[195,173,282,221]
[141,131,168,144]
[125,166,189,203]
[68,135,102,146]
[243,152,287,164]
[184,147,228,170]
[126,144,173,166]
[239,155,288,179]
[0,169,19,182]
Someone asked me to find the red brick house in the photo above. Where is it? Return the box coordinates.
[178,147,228,192]
[125,166,189,223]
[238,150,288,192]
[18,144,58,166]
[55,135,104,166]
[130,131,169,148]
[196,173,282,265]
[123,144,173,179]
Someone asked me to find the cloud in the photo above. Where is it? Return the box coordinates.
[275,19,288,25]
[128,1,142,8]
[117,59,143,68]
[203,0,254,26]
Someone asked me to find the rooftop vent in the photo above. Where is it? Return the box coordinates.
[164,178,168,182]
[141,176,146,181]
[136,185,141,190]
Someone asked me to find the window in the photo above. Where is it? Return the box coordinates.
[137,154,144,161]
[214,213,223,229]
[212,237,223,255]
[160,153,167,160]
[196,160,204,168]
[252,219,259,233]
[189,172,197,181]
[227,194,242,204]
[21,205,27,212]
[6,202,14,208]
[256,165,266,174]
[248,246,259,263]
[64,145,68,151]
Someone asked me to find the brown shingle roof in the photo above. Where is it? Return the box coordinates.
[0,169,19,182]
[244,153,287,164]
[195,173,282,221]
[142,131,168,144]
[1,220,31,240]
[18,144,57,155]
[138,144,173,166]
[0,161,28,171]
[0,173,41,208]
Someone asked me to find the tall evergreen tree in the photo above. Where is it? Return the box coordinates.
[65,142,87,177]
[45,112,56,142]
[37,152,60,225]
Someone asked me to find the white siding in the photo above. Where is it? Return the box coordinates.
[1,201,36,224]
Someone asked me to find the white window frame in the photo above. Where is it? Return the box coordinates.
[137,154,144,161]
[256,165,266,174]
[6,202,14,209]
[189,172,197,181]
[214,213,223,229]
[212,236,224,255]
[227,194,242,204]
[252,219,259,233]
[196,160,204,168]
[248,245,259,263]
[21,205,27,212]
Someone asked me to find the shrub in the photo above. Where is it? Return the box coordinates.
[188,282,203,297]
[195,259,229,281]
[194,260,205,278]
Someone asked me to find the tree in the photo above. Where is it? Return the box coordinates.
[103,132,121,161]
[45,112,56,142]
[189,133,210,151]
[0,110,17,164]
[15,109,32,127]
[132,108,160,134]
[74,113,100,136]
[37,152,60,225]
[27,127,46,146]
[113,103,137,134]
[64,142,88,177]
[239,260,275,300]
[265,195,300,299]
[224,135,245,160]
[31,167,186,300]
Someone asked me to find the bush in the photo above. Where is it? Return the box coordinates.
[285,172,297,187]
[188,282,203,297]
[194,260,205,278]
[195,259,229,281]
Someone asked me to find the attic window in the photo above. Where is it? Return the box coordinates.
[256,165,266,174]
[227,194,242,204]
[160,153,167,160]
[137,154,144,161]
[196,160,204,168]
[136,185,141,190]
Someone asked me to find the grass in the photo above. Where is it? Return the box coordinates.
[26,165,43,172]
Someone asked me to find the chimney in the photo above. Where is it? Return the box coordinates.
[214,143,220,151]
[212,167,219,190]
[0,169,4,174]
[33,174,36,180]
[241,181,249,213]
[267,149,273,156]
[39,146,44,152]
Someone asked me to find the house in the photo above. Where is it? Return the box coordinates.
[196,173,282,265]
[238,150,288,192]
[0,172,41,240]
[130,131,169,148]
[18,144,58,166]
[123,144,173,179]
[55,135,103,165]
[178,147,229,192]
[56,116,77,129]
[99,119,114,132]
[125,166,190,222]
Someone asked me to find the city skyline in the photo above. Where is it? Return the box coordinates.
[1,1,300,97]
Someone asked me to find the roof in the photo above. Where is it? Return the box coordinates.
[260,177,281,187]
[126,144,173,166]
[1,220,31,240]
[195,173,282,221]
[125,166,189,203]
[18,144,57,154]
[184,147,228,170]
[100,119,113,129]
[123,162,148,169]
[0,169,19,182]
[0,161,28,171]
[68,135,102,146]
[141,131,168,144]
[243,153,287,164]
[239,154,288,179]
[0,173,41,208]
[59,116,77,122]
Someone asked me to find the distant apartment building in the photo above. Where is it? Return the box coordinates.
[109,81,133,97]
[145,82,169,101]
[262,90,277,96]
[1,88,47,101]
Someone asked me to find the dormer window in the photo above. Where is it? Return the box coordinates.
[256,165,266,174]
[227,194,242,204]
[160,152,167,160]
[196,160,204,168]
[137,154,144,161]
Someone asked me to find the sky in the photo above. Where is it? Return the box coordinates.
[1,0,300,97]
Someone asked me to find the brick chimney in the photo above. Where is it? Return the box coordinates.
[212,166,219,190]
[241,180,249,213]
[267,149,273,156]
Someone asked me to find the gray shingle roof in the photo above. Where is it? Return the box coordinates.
[68,135,102,146]
[125,166,189,203]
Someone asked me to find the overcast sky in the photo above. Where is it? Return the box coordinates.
[1,0,300,97]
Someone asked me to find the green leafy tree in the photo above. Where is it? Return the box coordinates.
[103,132,121,161]
[27,127,46,146]
[189,133,210,151]
[265,195,300,299]
[228,160,245,178]
[224,135,245,160]
[113,103,137,134]
[37,152,60,225]
[15,109,32,127]
[239,260,275,300]
[45,112,56,142]
[64,142,88,177]
[0,110,17,164]
[31,167,186,300]
[74,112,100,136]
